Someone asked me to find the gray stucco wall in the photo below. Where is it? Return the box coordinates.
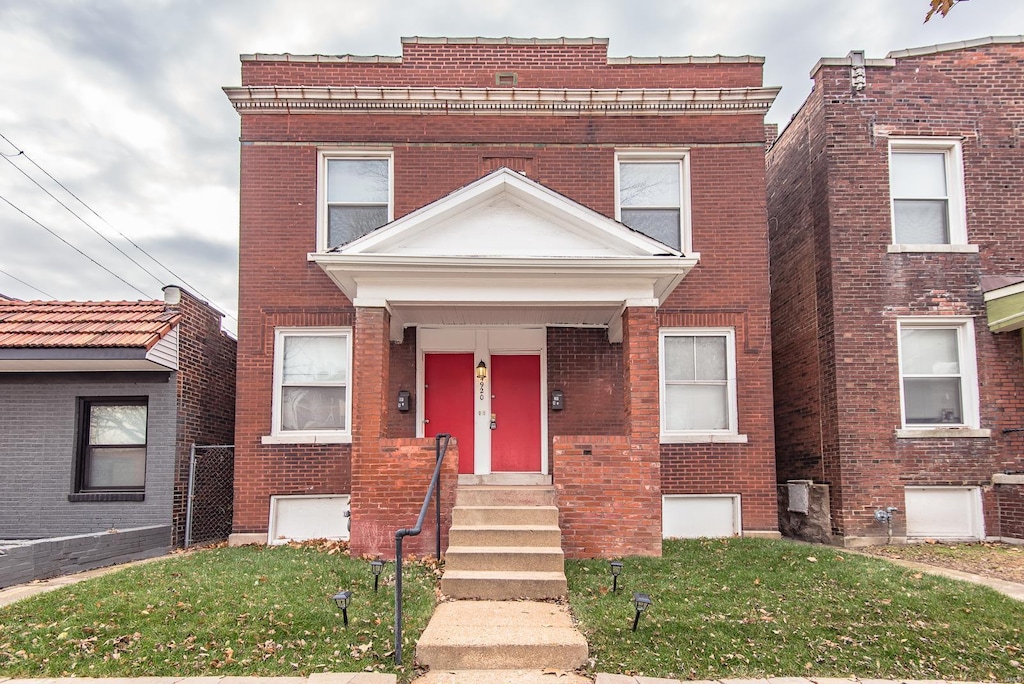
[0,372,177,539]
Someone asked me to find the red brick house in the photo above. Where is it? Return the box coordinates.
[224,37,780,560]
[767,37,1024,546]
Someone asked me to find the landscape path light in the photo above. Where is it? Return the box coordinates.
[370,559,384,593]
[631,591,652,632]
[610,560,623,592]
[332,590,353,626]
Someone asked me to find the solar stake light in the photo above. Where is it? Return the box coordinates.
[610,560,623,592]
[631,592,652,632]
[370,559,384,593]
[332,590,353,626]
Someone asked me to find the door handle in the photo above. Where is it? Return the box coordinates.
[490,413,497,430]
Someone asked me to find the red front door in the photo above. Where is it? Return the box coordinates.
[490,354,542,472]
[424,353,475,474]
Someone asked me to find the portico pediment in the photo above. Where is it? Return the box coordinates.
[310,167,699,341]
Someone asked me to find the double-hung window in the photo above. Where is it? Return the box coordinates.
[888,139,968,247]
[76,398,148,492]
[897,318,979,429]
[616,151,690,252]
[321,152,392,250]
[660,328,740,441]
[269,328,352,443]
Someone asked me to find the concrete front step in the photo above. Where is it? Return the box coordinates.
[454,485,557,507]
[448,524,562,547]
[443,545,565,572]
[440,569,568,599]
[416,600,588,671]
[452,505,559,527]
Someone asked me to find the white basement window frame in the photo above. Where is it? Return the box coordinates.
[264,327,353,445]
[887,138,973,252]
[615,149,692,253]
[318,149,394,251]
[659,327,745,443]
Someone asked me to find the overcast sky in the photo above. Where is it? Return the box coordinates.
[0,0,1020,334]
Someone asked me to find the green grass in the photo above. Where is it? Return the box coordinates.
[0,544,438,682]
[568,538,1024,682]
[5,539,1024,683]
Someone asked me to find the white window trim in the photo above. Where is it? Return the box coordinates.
[896,316,980,434]
[659,327,743,443]
[317,149,394,252]
[614,149,692,254]
[264,326,353,444]
[887,137,969,249]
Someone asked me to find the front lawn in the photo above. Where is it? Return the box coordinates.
[0,543,436,681]
[568,538,1024,682]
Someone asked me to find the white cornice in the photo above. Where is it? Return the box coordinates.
[223,86,780,115]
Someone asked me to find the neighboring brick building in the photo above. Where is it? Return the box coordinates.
[767,37,1024,546]
[0,286,236,585]
[224,37,780,558]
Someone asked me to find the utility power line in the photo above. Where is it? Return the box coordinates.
[0,266,56,299]
[0,132,237,322]
[0,192,152,298]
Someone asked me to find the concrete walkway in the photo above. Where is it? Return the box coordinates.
[0,677,393,684]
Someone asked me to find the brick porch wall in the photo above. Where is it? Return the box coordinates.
[349,309,458,558]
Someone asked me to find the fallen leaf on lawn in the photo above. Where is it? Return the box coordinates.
[807,556,818,562]
[913,572,923,579]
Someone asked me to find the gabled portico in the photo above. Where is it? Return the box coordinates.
[310,168,698,557]
[310,167,699,344]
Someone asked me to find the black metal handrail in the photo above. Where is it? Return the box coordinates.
[394,433,450,665]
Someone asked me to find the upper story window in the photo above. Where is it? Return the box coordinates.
[897,318,979,430]
[660,328,742,442]
[616,151,690,252]
[888,139,968,248]
[320,152,393,250]
[269,328,352,443]
[76,398,148,492]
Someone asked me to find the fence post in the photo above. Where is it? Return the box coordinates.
[184,443,197,548]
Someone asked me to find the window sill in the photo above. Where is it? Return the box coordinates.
[261,433,352,445]
[895,427,991,439]
[887,244,978,253]
[68,492,145,502]
[661,433,748,444]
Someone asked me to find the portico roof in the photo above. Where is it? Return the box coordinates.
[310,168,700,342]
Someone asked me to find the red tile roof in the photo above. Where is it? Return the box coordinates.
[0,300,181,350]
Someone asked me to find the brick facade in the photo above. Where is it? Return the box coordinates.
[767,39,1024,544]
[168,288,237,546]
[229,38,778,556]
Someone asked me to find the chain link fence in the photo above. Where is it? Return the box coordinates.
[185,444,234,548]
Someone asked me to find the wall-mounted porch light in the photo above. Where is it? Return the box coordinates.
[610,560,623,592]
[476,360,488,400]
[631,592,652,632]
[332,590,353,626]
[370,559,384,593]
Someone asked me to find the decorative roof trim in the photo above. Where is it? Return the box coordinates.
[811,35,1024,77]
[887,35,1024,59]
[608,55,764,65]
[224,86,780,115]
[401,36,609,46]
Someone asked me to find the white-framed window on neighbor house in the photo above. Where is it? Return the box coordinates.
[897,318,980,431]
[319,151,393,251]
[266,328,352,444]
[660,328,744,443]
[888,138,970,250]
[615,150,691,252]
